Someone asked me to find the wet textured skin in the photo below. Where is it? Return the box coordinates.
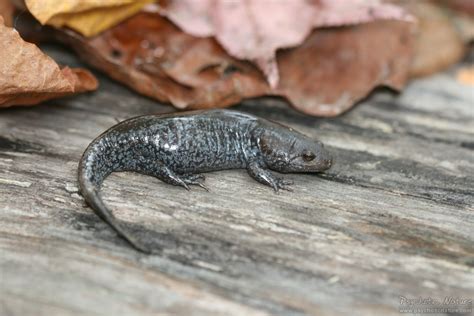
[78,109,332,253]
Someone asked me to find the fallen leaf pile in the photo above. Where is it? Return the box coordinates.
[162,0,413,87]
[49,13,413,116]
[53,13,270,111]
[1,0,472,116]
[0,16,97,108]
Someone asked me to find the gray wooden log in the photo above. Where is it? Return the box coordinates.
[0,45,473,316]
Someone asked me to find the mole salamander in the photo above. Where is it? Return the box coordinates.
[78,109,332,253]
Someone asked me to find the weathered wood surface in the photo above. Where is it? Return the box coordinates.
[0,46,473,316]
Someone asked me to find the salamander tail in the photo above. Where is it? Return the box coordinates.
[78,141,152,254]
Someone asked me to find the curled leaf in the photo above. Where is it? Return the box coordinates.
[0,17,98,108]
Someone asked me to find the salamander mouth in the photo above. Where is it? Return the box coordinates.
[317,156,333,170]
[312,156,333,172]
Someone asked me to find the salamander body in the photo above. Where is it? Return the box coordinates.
[78,109,332,253]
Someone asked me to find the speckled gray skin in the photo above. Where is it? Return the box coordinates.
[78,109,332,253]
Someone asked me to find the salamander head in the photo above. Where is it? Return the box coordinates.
[258,129,332,173]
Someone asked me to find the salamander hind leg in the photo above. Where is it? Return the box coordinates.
[146,162,208,191]
[180,173,209,191]
[146,163,190,190]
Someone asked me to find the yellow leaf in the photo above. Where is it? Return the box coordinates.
[25,0,154,37]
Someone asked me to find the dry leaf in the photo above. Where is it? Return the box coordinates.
[400,1,467,78]
[52,13,268,110]
[163,0,413,87]
[0,16,98,108]
[43,12,413,117]
[0,0,14,26]
[25,0,153,36]
[435,0,474,16]
[276,21,414,116]
[429,0,474,42]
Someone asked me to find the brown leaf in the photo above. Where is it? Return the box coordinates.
[434,0,474,16]
[52,13,269,110]
[401,1,467,78]
[44,12,413,117]
[0,0,15,26]
[163,0,414,87]
[0,17,98,108]
[276,21,415,116]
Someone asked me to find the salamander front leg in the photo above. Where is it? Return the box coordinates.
[247,161,293,193]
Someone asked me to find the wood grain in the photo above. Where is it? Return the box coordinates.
[0,45,473,316]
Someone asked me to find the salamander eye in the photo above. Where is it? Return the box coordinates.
[302,151,316,162]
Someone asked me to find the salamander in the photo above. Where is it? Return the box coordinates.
[78,109,332,253]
